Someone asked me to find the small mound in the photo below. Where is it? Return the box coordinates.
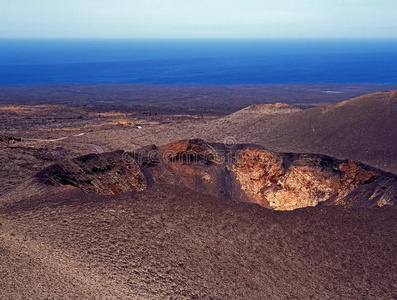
[246,103,302,114]
[223,103,302,120]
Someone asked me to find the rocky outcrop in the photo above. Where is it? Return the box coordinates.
[36,151,147,195]
[36,139,397,210]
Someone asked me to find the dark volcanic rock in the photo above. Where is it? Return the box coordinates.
[36,150,147,195]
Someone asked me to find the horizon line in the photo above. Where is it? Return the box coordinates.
[1,37,397,40]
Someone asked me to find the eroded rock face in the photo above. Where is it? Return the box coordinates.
[230,151,380,210]
[36,139,397,210]
[230,149,285,208]
[336,161,379,202]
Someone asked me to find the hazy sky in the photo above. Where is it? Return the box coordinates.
[1,0,396,38]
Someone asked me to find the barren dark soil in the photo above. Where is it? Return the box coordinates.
[1,185,397,299]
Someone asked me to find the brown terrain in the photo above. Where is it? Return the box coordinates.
[1,186,397,299]
[1,84,397,299]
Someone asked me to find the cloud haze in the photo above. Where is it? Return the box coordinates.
[1,0,396,38]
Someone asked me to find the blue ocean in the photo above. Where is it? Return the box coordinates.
[0,39,396,85]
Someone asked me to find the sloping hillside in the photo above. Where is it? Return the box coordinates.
[182,91,397,174]
[1,185,397,300]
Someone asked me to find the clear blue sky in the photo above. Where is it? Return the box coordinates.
[1,0,396,38]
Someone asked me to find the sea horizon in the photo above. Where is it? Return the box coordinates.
[1,38,396,86]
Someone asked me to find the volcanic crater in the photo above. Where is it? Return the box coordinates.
[36,139,397,211]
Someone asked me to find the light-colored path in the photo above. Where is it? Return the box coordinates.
[21,134,104,154]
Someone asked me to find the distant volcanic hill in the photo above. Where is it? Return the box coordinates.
[34,139,397,211]
[193,91,397,174]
